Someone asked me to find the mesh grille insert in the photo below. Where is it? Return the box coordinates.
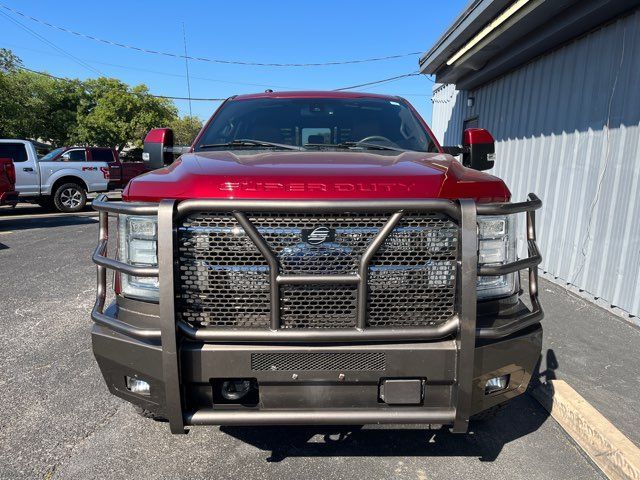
[177,214,270,328]
[281,284,357,329]
[176,211,458,329]
[368,214,458,327]
[251,352,386,371]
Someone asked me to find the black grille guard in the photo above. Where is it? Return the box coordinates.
[92,194,542,342]
[90,194,543,433]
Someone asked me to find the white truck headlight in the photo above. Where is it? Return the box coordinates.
[118,215,159,301]
[477,215,517,299]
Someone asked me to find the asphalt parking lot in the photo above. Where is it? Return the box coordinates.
[3,205,634,479]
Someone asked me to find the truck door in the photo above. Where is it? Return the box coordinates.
[0,141,39,195]
[88,148,118,187]
[58,148,109,192]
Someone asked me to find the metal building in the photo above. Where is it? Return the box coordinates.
[421,0,640,320]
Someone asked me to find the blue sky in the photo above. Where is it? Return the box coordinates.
[0,0,466,122]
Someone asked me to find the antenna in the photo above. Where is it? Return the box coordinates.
[182,22,193,116]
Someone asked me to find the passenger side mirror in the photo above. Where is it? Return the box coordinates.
[143,128,174,169]
[441,128,495,171]
[462,128,495,171]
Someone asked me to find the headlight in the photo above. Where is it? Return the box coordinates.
[477,215,517,299]
[118,214,159,301]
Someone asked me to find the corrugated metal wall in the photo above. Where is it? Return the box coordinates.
[430,9,640,318]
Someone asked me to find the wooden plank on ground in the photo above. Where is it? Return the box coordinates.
[532,380,640,480]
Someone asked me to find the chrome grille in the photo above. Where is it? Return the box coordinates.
[176,212,458,329]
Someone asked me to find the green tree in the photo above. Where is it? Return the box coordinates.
[0,50,31,139]
[170,115,203,146]
[0,48,21,72]
[0,49,182,149]
[41,77,84,146]
[72,78,178,151]
[0,49,83,144]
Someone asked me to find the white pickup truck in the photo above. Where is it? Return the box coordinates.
[0,139,111,212]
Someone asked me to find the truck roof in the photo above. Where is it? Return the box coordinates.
[231,90,402,101]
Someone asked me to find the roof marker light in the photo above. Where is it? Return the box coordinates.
[446,0,532,66]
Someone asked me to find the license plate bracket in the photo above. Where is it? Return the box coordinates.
[379,378,424,405]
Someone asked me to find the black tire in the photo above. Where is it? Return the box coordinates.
[53,182,86,213]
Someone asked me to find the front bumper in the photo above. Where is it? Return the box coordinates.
[93,299,542,428]
[90,194,543,433]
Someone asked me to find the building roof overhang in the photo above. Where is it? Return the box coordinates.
[420,0,638,90]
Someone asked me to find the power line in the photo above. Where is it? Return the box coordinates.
[181,22,193,115]
[149,93,225,102]
[0,3,422,67]
[8,44,434,94]
[334,72,423,91]
[17,64,428,101]
[18,66,65,79]
[0,8,103,76]
[17,66,226,101]
[4,42,298,88]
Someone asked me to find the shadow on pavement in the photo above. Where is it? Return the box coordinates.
[0,213,97,232]
[221,349,559,463]
[221,396,545,462]
[0,204,94,217]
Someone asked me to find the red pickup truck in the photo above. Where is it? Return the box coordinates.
[90,91,543,434]
[0,157,18,207]
[106,149,148,190]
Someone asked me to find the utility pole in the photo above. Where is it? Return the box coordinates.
[182,22,193,117]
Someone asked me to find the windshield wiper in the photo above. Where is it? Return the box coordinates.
[199,139,303,151]
[305,141,407,152]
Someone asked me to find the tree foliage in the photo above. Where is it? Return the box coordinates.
[0,48,21,72]
[0,67,83,144]
[0,49,197,150]
[169,115,203,146]
[71,78,177,151]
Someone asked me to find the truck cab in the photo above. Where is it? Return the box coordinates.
[0,140,111,212]
[90,91,543,434]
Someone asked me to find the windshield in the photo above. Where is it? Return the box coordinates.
[195,97,437,153]
[39,147,65,161]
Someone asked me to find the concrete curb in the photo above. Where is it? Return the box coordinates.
[532,380,640,480]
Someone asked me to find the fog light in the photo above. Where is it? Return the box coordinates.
[485,374,510,395]
[221,379,252,401]
[126,376,150,396]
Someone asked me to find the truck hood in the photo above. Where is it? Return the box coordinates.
[123,150,510,202]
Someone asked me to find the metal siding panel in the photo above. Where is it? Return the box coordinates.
[556,40,591,280]
[546,45,580,273]
[430,10,640,317]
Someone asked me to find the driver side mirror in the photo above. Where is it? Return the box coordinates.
[442,128,495,171]
[462,128,495,171]
[143,128,174,169]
